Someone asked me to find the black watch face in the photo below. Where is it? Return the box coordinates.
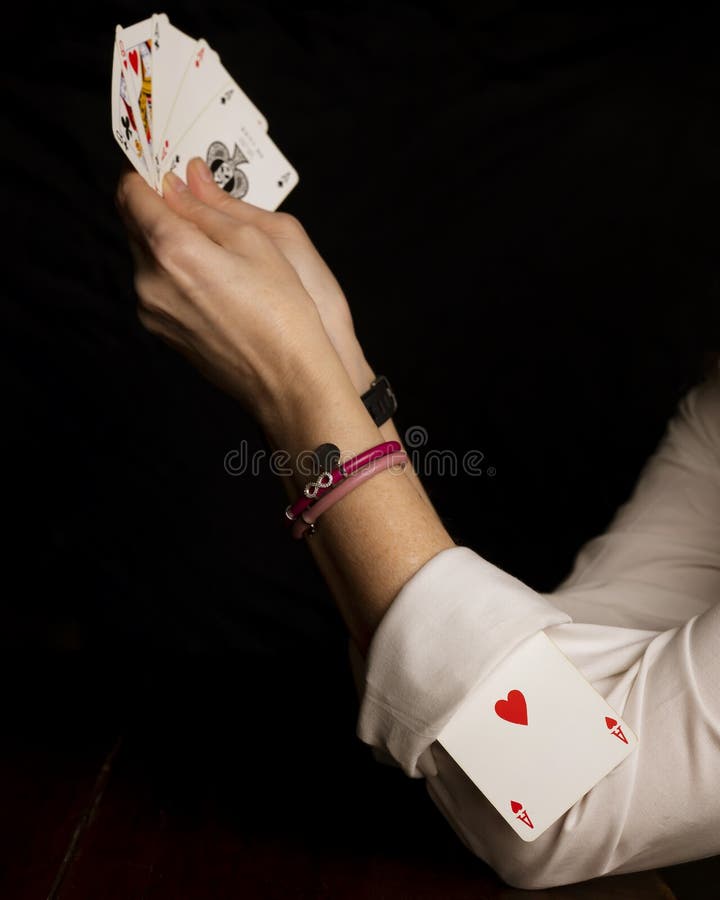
[363,377,396,425]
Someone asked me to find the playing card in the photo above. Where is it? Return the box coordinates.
[111,14,296,206]
[436,631,638,841]
[149,13,197,180]
[115,20,155,185]
[159,38,267,176]
[166,82,298,211]
[111,37,153,185]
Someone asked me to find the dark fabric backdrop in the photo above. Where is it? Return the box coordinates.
[2,0,719,859]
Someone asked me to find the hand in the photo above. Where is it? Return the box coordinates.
[115,168,450,665]
[115,164,339,424]
[166,158,375,393]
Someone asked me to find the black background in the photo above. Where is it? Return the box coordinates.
[2,0,719,873]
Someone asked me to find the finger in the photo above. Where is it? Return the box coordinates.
[116,174,165,268]
[162,170,275,257]
[184,157,276,228]
[137,306,189,357]
[117,169,189,251]
[184,158,317,267]
[127,232,153,271]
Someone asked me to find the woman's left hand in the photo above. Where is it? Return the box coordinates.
[115,165,335,424]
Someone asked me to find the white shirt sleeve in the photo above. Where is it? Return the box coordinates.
[353,367,720,889]
[355,546,572,780]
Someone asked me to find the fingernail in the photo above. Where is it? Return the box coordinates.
[191,157,214,183]
[164,171,188,192]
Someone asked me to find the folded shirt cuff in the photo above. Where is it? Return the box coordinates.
[355,546,571,778]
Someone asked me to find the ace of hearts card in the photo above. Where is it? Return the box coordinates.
[436,631,638,841]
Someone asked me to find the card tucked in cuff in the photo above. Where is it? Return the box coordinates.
[436,630,638,840]
[355,546,572,778]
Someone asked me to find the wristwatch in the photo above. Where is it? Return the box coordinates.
[361,375,397,427]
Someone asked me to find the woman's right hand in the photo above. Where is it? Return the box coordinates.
[177,157,376,393]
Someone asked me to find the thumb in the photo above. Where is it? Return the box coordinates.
[184,157,273,227]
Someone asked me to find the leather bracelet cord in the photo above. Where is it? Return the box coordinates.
[291,451,408,539]
[285,440,401,524]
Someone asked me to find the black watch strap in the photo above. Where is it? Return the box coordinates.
[361,375,397,427]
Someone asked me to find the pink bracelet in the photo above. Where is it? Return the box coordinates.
[285,440,401,524]
[291,451,408,539]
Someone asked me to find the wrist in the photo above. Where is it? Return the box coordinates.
[258,337,382,462]
[335,334,376,394]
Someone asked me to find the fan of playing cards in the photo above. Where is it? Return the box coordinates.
[111,13,299,210]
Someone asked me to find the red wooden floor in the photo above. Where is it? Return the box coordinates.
[0,652,710,899]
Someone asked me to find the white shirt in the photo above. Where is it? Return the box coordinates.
[351,364,720,890]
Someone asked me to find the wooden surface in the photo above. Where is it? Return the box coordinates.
[1,655,679,900]
[1,732,677,899]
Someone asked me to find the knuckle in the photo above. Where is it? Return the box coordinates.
[114,185,131,221]
[136,305,160,334]
[132,271,161,313]
[215,192,239,215]
[145,220,173,254]
[234,222,264,245]
[274,211,303,233]
[114,181,125,212]
[148,222,194,268]
[115,170,141,211]
[272,211,306,239]
[115,172,131,207]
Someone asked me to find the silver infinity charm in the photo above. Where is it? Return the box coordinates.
[304,471,334,499]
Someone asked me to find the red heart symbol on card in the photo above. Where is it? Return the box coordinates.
[510,800,523,814]
[495,690,528,726]
[129,49,139,74]
[605,717,617,730]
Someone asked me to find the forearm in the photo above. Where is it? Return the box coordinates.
[378,417,434,509]
[264,339,455,657]
[118,164,449,657]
